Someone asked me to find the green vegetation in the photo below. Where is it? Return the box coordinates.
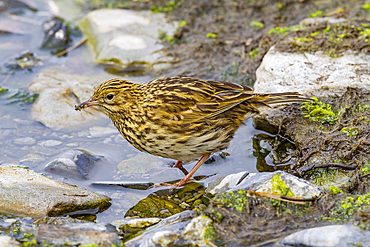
[220,190,248,213]
[323,192,370,225]
[268,25,303,34]
[360,163,370,174]
[151,0,179,13]
[328,185,344,194]
[308,10,324,18]
[271,174,295,197]
[294,37,313,43]
[340,127,359,137]
[250,20,264,29]
[158,20,187,45]
[301,97,339,124]
[248,48,259,58]
[206,32,218,39]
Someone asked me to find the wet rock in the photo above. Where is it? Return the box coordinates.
[125,210,210,247]
[41,17,70,50]
[92,181,154,190]
[209,170,321,199]
[89,126,118,137]
[13,136,36,145]
[117,153,165,178]
[4,52,41,71]
[0,236,21,247]
[44,149,103,179]
[276,224,370,247]
[79,9,177,69]
[37,222,120,246]
[28,69,105,130]
[254,47,370,95]
[0,166,111,217]
[38,140,62,147]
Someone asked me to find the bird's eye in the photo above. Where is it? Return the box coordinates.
[107,94,114,100]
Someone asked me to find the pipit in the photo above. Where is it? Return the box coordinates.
[75,77,310,187]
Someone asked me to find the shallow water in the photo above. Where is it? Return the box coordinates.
[0,0,265,223]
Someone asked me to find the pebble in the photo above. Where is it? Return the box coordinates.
[89,126,118,137]
[39,140,62,147]
[14,137,36,145]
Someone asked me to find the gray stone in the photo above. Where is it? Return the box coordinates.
[44,149,103,179]
[125,210,211,247]
[254,47,370,95]
[37,223,120,247]
[0,167,111,217]
[276,224,370,247]
[117,153,165,178]
[79,9,177,68]
[0,236,21,247]
[209,170,322,199]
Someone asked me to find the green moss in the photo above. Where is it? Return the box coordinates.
[360,163,370,175]
[158,20,186,45]
[268,25,303,34]
[294,37,313,42]
[301,97,339,124]
[323,192,370,223]
[271,174,295,197]
[340,127,359,137]
[362,3,370,11]
[151,0,179,13]
[328,185,344,194]
[248,48,259,58]
[308,10,324,18]
[206,32,218,39]
[250,20,264,29]
[220,190,248,213]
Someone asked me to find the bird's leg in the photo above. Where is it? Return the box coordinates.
[171,154,211,188]
[151,154,211,189]
[173,160,188,175]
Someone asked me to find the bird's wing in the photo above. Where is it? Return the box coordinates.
[145,77,256,124]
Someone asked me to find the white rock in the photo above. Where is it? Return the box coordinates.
[276,224,370,247]
[0,236,21,247]
[14,137,36,145]
[39,140,62,147]
[29,69,105,130]
[254,47,370,95]
[80,9,177,67]
[209,170,322,199]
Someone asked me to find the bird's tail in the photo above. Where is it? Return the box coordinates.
[259,92,312,105]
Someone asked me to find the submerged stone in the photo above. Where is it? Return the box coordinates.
[0,167,111,217]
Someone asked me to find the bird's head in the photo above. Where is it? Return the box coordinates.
[75,79,140,116]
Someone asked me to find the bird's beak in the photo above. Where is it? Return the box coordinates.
[75,98,99,111]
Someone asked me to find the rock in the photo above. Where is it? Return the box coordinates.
[37,223,120,247]
[79,9,177,68]
[13,137,36,145]
[89,126,118,137]
[0,236,21,247]
[44,149,103,179]
[117,153,165,178]
[112,217,161,230]
[0,167,111,217]
[209,170,321,199]
[125,210,211,247]
[38,140,62,147]
[276,224,370,247]
[28,69,105,130]
[254,47,370,95]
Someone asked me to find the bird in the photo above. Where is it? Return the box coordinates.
[75,77,311,187]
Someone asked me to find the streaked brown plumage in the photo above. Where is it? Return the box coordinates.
[75,77,311,187]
